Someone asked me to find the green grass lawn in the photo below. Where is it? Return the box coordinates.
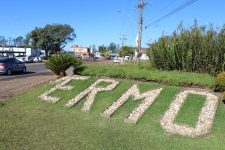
[0,77,224,150]
[175,94,206,127]
[78,62,214,88]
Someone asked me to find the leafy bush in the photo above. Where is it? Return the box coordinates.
[45,53,81,78]
[215,72,225,92]
[148,21,225,75]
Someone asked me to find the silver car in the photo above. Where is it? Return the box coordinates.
[0,57,26,75]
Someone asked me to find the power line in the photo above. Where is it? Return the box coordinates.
[145,0,176,23]
[145,0,198,29]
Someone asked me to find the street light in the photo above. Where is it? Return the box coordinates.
[117,10,131,20]
[117,10,135,22]
[117,10,131,47]
[117,10,139,62]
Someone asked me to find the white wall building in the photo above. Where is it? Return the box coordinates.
[0,46,43,57]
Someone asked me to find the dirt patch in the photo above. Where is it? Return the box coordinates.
[0,74,56,101]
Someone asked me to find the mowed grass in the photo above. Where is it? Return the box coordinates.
[0,77,225,150]
[175,94,206,127]
[78,62,214,88]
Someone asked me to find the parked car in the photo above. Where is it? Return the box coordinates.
[33,56,42,62]
[0,58,26,75]
[113,57,121,63]
[15,55,33,63]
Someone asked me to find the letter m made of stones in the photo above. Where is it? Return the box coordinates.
[101,85,163,124]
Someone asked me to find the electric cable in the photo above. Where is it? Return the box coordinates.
[145,0,198,29]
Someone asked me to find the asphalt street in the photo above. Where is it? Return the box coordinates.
[0,63,55,100]
[0,62,53,81]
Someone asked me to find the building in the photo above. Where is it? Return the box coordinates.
[140,48,148,54]
[71,45,90,59]
[140,48,149,60]
[0,46,43,58]
[134,47,149,60]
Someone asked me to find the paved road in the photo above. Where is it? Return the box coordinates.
[0,63,53,81]
[0,63,55,101]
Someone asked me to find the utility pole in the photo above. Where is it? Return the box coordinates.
[137,0,148,61]
[120,35,127,47]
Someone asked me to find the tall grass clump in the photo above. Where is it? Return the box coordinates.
[148,20,225,76]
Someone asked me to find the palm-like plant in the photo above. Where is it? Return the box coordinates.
[45,53,81,78]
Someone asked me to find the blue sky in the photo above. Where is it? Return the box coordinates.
[0,0,224,50]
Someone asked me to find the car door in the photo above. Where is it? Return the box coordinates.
[13,58,23,71]
[7,58,17,71]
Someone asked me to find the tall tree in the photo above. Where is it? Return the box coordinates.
[98,45,107,53]
[0,36,7,46]
[108,42,117,53]
[119,46,134,56]
[13,36,24,46]
[25,24,76,58]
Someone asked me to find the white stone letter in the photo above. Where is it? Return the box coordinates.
[101,85,162,123]
[66,79,119,112]
[39,75,90,103]
[160,90,219,137]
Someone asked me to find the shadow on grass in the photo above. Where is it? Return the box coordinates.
[74,66,87,75]
[0,101,5,107]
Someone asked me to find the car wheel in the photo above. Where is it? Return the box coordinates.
[7,69,12,75]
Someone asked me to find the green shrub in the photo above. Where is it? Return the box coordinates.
[148,21,225,75]
[45,53,81,78]
[215,72,225,92]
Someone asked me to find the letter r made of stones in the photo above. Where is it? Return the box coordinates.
[66,79,119,112]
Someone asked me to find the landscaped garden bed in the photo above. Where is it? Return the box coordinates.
[0,75,224,150]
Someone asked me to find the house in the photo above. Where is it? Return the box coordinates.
[140,48,149,60]
[133,47,149,60]
[71,45,90,59]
